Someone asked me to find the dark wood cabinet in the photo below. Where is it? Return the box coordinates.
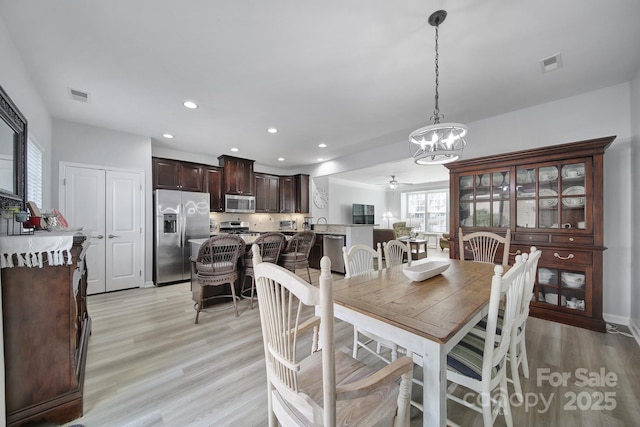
[153,157,204,191]
[279,176,295,213]
[445,136,614,332]
[218,155,254,195]
[295,174,310,213]
[2,237,91,426]
[255,173,280,212]
[279,174,309,213]
[204,166,224,212]
[308,235,324,269]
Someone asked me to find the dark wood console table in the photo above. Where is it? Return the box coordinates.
[1,234,91,426]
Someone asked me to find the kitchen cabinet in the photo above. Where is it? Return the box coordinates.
[280,175,295,213]
[204,166,224,212]
[445,136,614,332]
[255,173,280,212]
[218,155,254,195]
[295,174,310,213]
[279,174,310,213]
[2,236,91,426]
[308,234,324,269]
[153,157,204,191]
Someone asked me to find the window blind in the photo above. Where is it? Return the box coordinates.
[27,138,43,208]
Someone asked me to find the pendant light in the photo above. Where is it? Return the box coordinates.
[409,10,467,165]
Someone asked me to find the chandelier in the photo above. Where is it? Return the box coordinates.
[409,10,467,165]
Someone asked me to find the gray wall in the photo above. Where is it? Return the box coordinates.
[630,68,640,338]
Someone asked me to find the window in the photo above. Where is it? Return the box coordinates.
[402,190,449,233]
[27,138,43,208]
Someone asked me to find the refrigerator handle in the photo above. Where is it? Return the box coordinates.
[179,203,184,248]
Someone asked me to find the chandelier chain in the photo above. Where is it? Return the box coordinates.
[431,23,443,124]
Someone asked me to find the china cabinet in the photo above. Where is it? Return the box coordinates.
[446,136,614,332]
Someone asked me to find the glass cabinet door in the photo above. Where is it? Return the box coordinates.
[560,162,587,230]
[535,266,588,314]
[459,171,509,228]
[516,161,587,230]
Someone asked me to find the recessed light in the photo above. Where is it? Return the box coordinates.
[230,147,239,152]
[183,100,198,109]
[278,157,285,161]
[162,133,174,139]
[267,128,278,134]
[318,143,327,148]
[317,158,324,162]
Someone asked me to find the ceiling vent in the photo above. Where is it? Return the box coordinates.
[540,53,562,73]
[68,88,91,103]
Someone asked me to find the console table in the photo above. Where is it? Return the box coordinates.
[1,232,90,426]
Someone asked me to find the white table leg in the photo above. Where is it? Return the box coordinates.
[421,342,447,427]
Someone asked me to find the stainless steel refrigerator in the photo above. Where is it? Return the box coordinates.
[154,189,210,285]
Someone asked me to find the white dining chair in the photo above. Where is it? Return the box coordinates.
[470,246,542,403]
[459,227,511,266]
[252,248,413,427]
[383,239,411,268]
[446,253,527,427]
[343,243,401,364]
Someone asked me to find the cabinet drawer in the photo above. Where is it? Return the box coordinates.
[540,249,592,266]
[513,233,549,243]
[550,235,593,245]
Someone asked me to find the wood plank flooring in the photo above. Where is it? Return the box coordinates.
[58,258,640,427]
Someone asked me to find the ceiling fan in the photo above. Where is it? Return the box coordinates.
[384,175,414,190]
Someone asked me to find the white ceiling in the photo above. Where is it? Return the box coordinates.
[1,0,639,186]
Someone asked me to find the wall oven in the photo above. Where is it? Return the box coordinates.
[225,194,256,213]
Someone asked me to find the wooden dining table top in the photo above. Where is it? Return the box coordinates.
[331,259,502,344]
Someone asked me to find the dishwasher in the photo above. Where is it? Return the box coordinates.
[323,234,346,273]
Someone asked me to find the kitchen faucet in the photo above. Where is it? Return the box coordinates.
[317,217,327,224]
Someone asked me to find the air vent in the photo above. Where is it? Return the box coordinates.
[68,88,91,103]
[539,53,562,73]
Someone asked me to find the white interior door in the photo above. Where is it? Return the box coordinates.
[106,170,142,291]
[62,164,143,294]
[64,166,106,295]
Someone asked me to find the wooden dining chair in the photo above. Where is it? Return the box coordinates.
[343,243,401,364]
[278,231,315,283]
[252,247,413,427]
[240,232,286,309]
[459,227,511,266]
[446,253,527,427]
[191,235,245,323]
[383,239,412,268]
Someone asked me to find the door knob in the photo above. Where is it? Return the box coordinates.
[108,234,120,238]
[94,235,104,239]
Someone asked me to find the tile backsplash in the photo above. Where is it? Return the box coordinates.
[210,212,307,232]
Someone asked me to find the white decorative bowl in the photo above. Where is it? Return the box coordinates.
[403,260,450,282]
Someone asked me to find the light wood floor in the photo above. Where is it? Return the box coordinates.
[60,254,639,427]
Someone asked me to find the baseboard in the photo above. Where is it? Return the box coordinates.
[629,319,640,347]
[142,280,155,288]
[602,313,629,326]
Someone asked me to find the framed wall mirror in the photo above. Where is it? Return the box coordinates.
[0,85,27,209]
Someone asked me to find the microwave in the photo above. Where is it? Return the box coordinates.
[225,194,256,213]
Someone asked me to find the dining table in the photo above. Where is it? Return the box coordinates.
[329,257,500,427]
